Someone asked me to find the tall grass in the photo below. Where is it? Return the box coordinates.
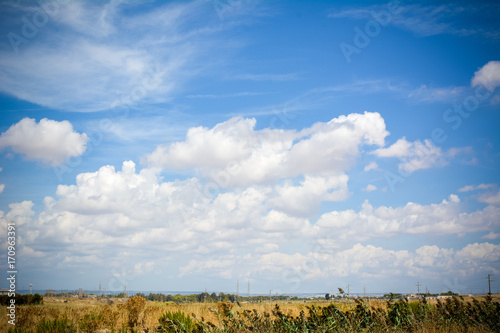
[4,295,499,332]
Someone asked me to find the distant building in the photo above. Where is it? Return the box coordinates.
[0,289,10,295]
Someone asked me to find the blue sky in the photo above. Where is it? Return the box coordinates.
[0,0,499,295]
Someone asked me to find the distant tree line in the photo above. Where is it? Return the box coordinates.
[0,293,43,305]
[125,292,297,304]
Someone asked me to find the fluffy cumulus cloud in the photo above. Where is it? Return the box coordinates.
[146,111,389,186]
[471,61,500,92]
[1,113,498,292]
[364,161,378,172]
[0,118,88,165]
[1,155,498,291]
[178,242,500,291]
[271,175,349,217]
[315,195,498,241]
[373,137,447,172]
[146,112,389,217]
[362,184,377,192]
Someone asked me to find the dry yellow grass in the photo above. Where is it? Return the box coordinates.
[0,297,357,331]
[1,294,498,332]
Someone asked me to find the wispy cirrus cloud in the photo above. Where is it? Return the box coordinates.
[459,183,496,193]
[329,2,500,39]
[232,73,301,81]
[0,1,257,112]
[407,84,466,103]
[186,92,267,99]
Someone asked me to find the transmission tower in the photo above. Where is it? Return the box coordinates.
[486,274,494,295]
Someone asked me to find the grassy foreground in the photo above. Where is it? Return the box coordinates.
[2,295,499,332]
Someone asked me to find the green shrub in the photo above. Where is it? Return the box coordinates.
[157,310,197,333]
[37,318,77,333]
[8,317,77,333]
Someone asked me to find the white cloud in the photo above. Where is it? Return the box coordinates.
[362,184,377,192]
[0,1,243,111]
[478,189,500,206]
[271,175,349,217]
[364,161,378,172]
[456,242,500,263]
[0,184,4,194]
[0,118,88,166]
[134,261,156,276]
[186,92,266,99]
[482,232,500,240]
[146,112,389,187]
[315,194,498,241]
[233,73,300,81]
[0,114,495,290]
[471,61,500,92]
[373,137,446,172]
[3,201,35,226]
[179,242,500,285]
[3,152,498,289]
[373,137,413,157]
[408,84,465,103]
[330,3,496,39]
[458,183,495,192]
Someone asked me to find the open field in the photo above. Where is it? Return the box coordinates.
[2,294,499,332]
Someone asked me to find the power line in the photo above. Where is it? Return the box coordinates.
[485,274,494,295]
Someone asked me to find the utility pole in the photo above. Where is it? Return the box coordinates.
[347,284,350,298]
[363,285,366,299]
[486,274,494,295]
[248,279,250,298]
[237,280,239,302]
[416,282,421,298]
[269,290,272,303]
